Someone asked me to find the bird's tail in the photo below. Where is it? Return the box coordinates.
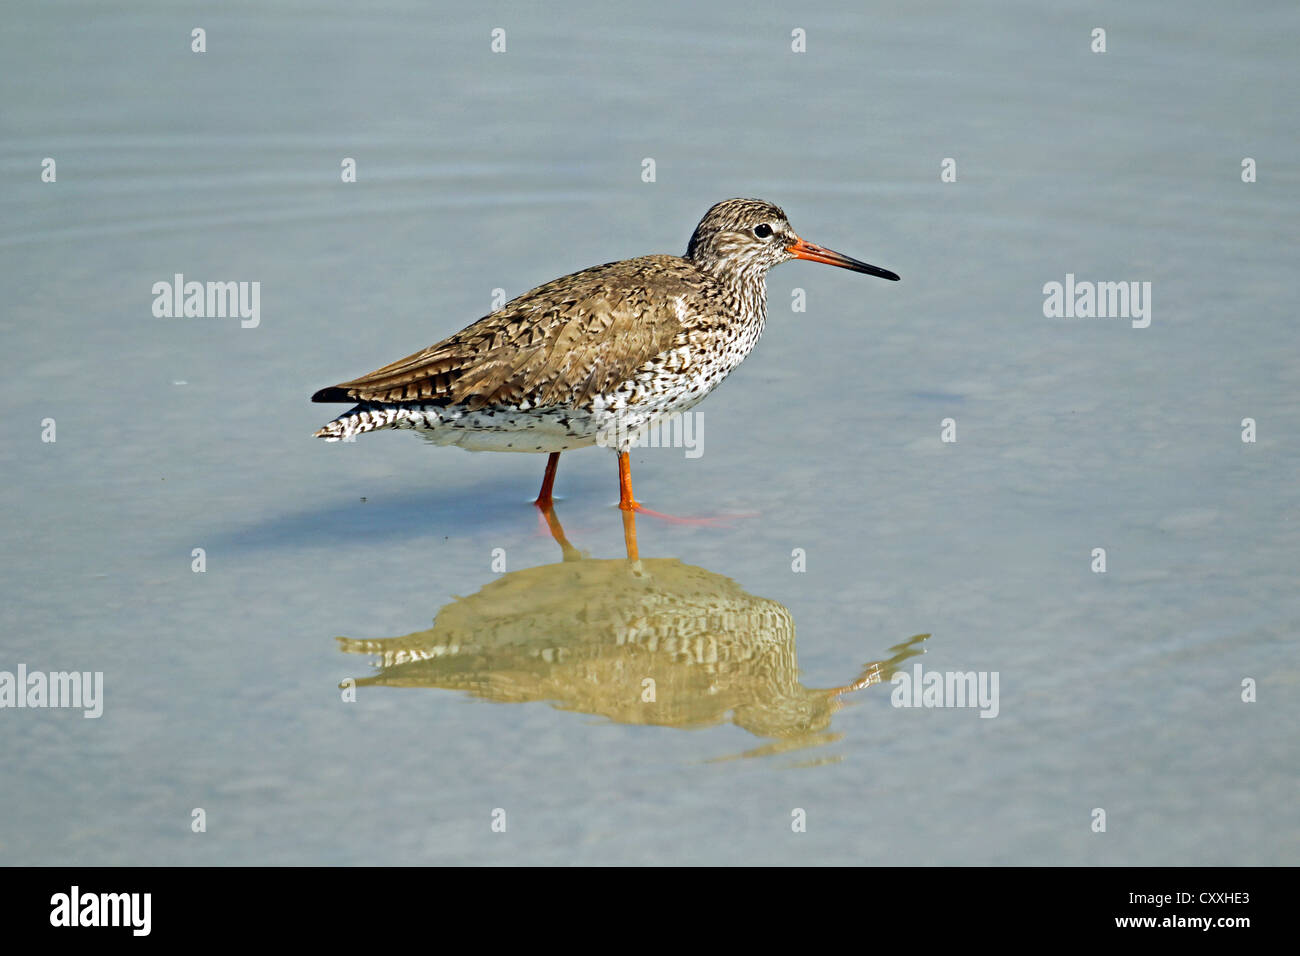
[313,404,408,441]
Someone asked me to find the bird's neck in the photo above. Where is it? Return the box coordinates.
[701,261,769,330]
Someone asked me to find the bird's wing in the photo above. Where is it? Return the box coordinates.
[312,257,696,410]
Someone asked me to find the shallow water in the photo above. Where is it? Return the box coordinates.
[1,1,1297,864]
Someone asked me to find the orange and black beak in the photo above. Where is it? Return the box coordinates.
[787,237,899,281]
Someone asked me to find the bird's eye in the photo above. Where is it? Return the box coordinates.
[753,223,773,239]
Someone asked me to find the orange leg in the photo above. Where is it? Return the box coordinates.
[617,451,641,512]
[534,452,560,508]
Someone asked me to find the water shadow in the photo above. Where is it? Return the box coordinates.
[336,507,928,762]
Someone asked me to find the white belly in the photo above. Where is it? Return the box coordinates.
[319,361,732,453]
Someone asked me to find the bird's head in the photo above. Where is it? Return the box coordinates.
[685,197,899,283]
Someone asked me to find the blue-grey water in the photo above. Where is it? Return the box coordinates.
[1,1,1296,865]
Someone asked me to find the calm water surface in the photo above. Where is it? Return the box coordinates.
[1,1,1296,864]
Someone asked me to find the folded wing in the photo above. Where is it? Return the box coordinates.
[312,256,696,411]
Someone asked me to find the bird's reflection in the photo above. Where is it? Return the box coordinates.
[337,506,927,761]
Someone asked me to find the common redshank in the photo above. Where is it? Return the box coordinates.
[312,198,899,511]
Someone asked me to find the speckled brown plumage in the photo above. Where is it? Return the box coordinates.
[311,198,899,508]
[313,256,718,412]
